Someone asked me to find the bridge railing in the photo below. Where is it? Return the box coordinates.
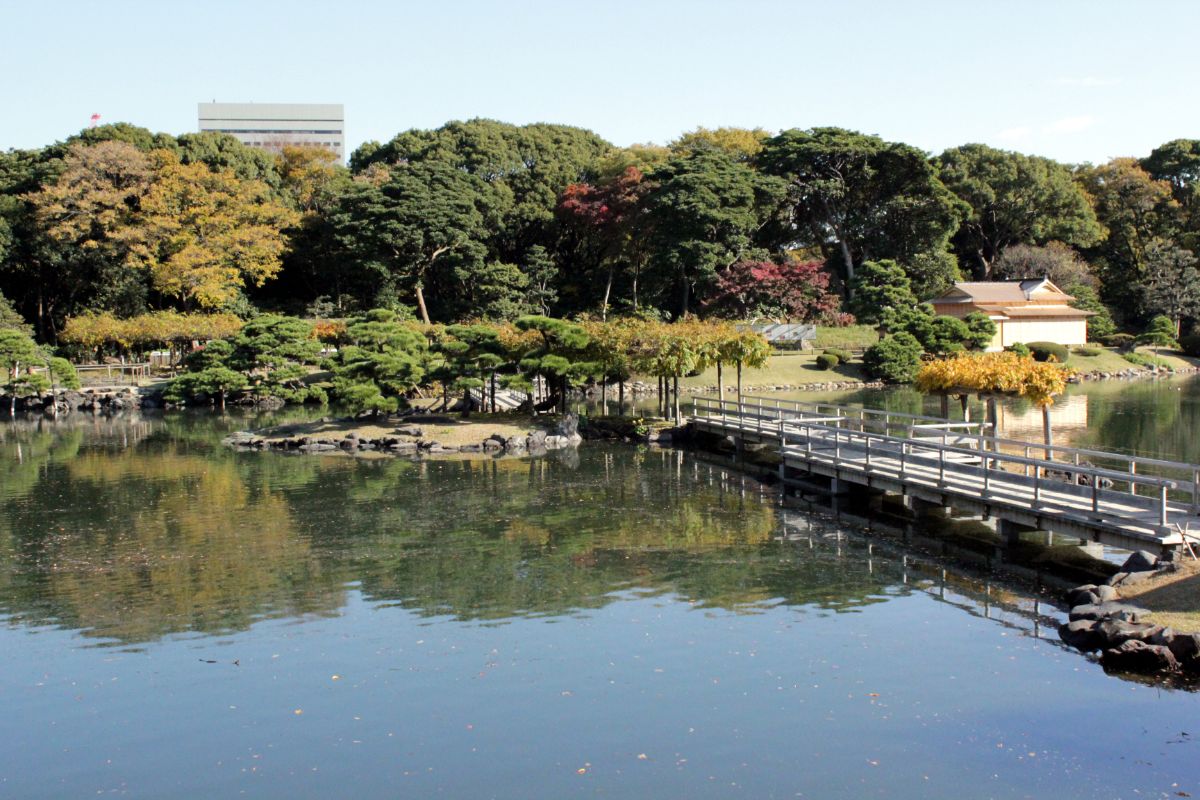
[780,417,1179,531]
[690,395,1200,522]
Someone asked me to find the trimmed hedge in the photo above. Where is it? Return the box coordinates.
[821,348,853,364]
[815,353,839,370]
[1027,341,1069,363]
[1072,345,1103,357]
[862,333,923,384]
[1005,342,1032,358]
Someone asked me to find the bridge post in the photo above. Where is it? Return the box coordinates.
[997,518,1036,547]
[903,496,950,519]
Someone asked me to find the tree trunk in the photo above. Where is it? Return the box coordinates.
[601,264,614,321]
[601,375,607,415]
[986,396,998,449]
[736,361,743,417]
[839,238,856,294]
[618,379,625,417]
[490,372,496,413]
[462,387,471,419]
[414,283,432,325]
[716,361,724,405]
[678,272,690,317]
[959,394,969,422]
[939,394,950,419]
[1042,404,1054,461]
[976,249,991,280]
[672,375,680,422]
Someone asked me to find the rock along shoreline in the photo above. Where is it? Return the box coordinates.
[1059,549,1200,680]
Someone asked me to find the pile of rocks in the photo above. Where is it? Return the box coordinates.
[226,416,584,458]
[2,388,160,414]
[1078,365,1200,382]
[1059,550,1199,676]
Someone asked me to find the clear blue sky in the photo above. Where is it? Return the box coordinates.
[3,0,1197,164]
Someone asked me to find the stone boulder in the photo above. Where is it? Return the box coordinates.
[1121,550,1159,573]
[1101,640,1179,674]
[1069,602,1144,623]
[1167,633,1200,672]
[1095,618,1163,646]
[1058,620,1105,652]
[551,413,579,440]
[1066,585,1100,607]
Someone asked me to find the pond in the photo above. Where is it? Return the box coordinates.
[2,380,1200,798]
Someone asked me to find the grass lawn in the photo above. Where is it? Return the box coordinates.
[251,412,542,448]
[1118,560,1200,633]
[1065,346,1200,374]
[812,324,879,350]
[675,351,866,390]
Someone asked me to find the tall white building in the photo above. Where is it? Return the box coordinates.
[197,102,345,160]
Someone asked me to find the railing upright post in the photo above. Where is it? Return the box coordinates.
[939,445,945,485]
[865,435,871,468]
[1193,468,1199,514]
[1092,478,1099,513]
[1161,484,1169,527]
[1034,465,1041,504]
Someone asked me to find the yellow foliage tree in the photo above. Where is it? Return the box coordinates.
[916,350,1075,451]
[669,127,771,161]
[62,311,243,361]
[124,152,300,309]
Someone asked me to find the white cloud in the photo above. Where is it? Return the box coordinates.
[996,126,1033,141]
[1054,76,1120,88]
[1043,115,1097,134]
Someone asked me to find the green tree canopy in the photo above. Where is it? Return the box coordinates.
[329,161,492,323]
[641,148,782,316]
[757,127,963,294]
[848,259,919,324]
[936,143,1103,279]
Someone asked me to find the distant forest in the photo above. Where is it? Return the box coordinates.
[1,119,1198,342]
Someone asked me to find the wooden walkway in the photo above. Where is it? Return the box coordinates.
[690,396,1200,555]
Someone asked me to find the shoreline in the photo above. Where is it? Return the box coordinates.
[2,363,1197,418]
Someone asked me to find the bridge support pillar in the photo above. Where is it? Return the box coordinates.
[904,496,950,519]
[997,518,1037,547]
[846,484,884,513]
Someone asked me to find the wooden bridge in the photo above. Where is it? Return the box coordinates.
[689,395,1200,556]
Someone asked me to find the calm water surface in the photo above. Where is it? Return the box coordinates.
[3,380,1200,799]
